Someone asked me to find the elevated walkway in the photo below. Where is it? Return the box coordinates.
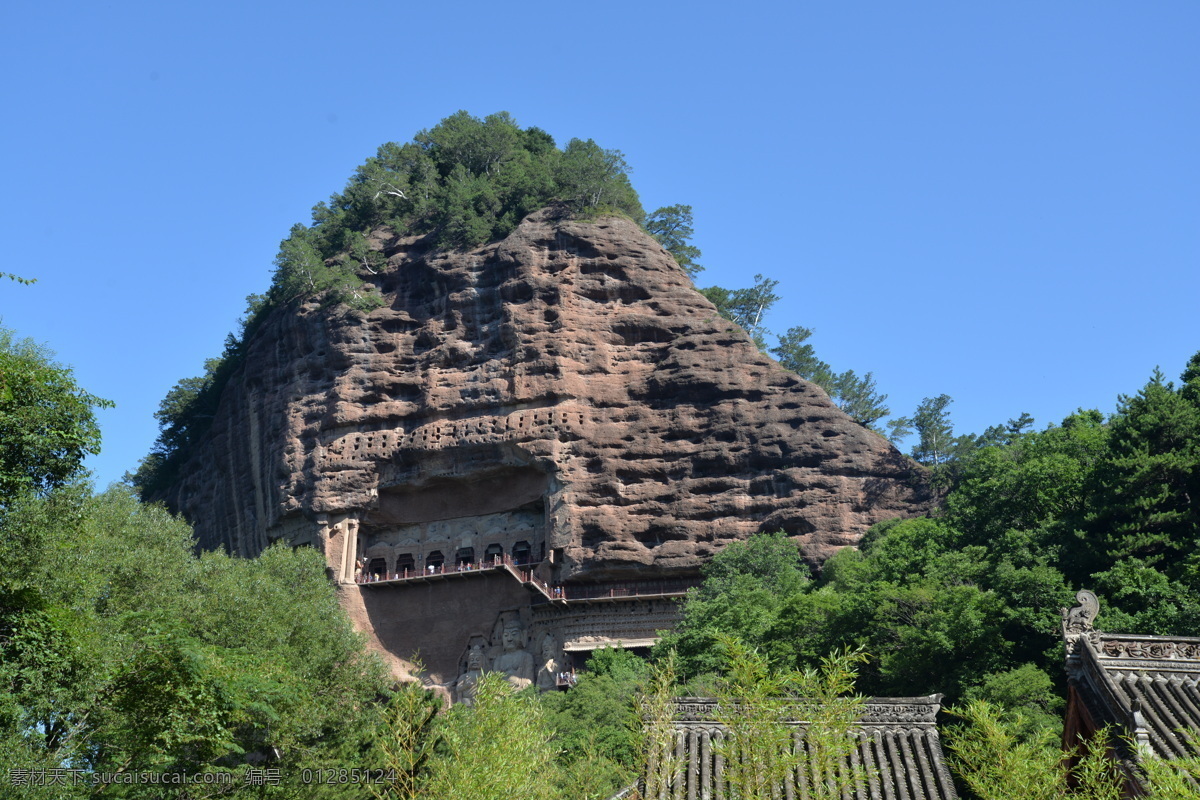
[351,556,693,679]
[356,557,561,602]
[355,558,700,606]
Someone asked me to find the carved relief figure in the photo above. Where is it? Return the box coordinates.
[492,617,534,689]
[455,644,486,706]
[535,632,562,691]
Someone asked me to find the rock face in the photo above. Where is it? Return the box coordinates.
[158,207,930,683]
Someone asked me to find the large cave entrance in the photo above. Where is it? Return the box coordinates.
[356,463,551,580]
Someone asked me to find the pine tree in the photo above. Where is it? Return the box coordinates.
[911,394,956,467]
[1085,363,1200,570]
[644,205,703,277]
[770,326,833,387]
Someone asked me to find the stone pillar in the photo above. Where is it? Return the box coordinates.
[317,515,343,583]
[323,515,360,584]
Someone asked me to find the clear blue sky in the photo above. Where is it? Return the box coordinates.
[2,1,1197,490]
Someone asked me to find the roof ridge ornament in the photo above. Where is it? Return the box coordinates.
[1062,589,1100,656]
[1062,589,1100,635]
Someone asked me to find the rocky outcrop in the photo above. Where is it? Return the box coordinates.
[159,206,932,684]
[160,207,929,581]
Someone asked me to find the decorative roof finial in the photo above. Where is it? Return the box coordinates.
[1061,589,1100,637]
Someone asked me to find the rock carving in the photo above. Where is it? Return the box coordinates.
[492,618,534,689]
[455,644,486,705]
[536,633,562,691]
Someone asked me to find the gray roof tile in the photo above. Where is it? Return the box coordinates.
[643,696,958,800]
[1062,590,1200,788]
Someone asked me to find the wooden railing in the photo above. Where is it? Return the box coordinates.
[354,552,538,584]
[555,578,701,600]
[356,560,700,604]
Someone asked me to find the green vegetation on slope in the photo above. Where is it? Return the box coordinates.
[269,110,643,312]
[656,350,1200,742]
[0,323,390,795]
[7,278,1200,796]
[0,487,392,795]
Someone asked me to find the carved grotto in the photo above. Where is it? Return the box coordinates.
[154,207,931,691]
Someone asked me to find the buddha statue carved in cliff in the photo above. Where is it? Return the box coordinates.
[455,644,486,705]
[535,632,562,691]
[491,618,534,689]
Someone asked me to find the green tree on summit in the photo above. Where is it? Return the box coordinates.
[416,110,524,178]
[556,138,642,216]
[278,110,645,299]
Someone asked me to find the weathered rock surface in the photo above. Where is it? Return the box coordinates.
[160,207,929,581]
[160,207,933,684]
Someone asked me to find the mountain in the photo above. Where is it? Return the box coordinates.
[153,206,930,684]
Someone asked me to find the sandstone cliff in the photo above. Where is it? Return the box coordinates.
[159,207,930,582]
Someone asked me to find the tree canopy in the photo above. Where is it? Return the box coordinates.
[269,110,646,314]
[0,487,391,794]
[0,329,111,503]
[650,349,1200,742]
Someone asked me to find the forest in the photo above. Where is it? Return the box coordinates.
[3,112,1200,798]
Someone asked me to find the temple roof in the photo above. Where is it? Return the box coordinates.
[1062,590,1200,773]
[652,695,958,800]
